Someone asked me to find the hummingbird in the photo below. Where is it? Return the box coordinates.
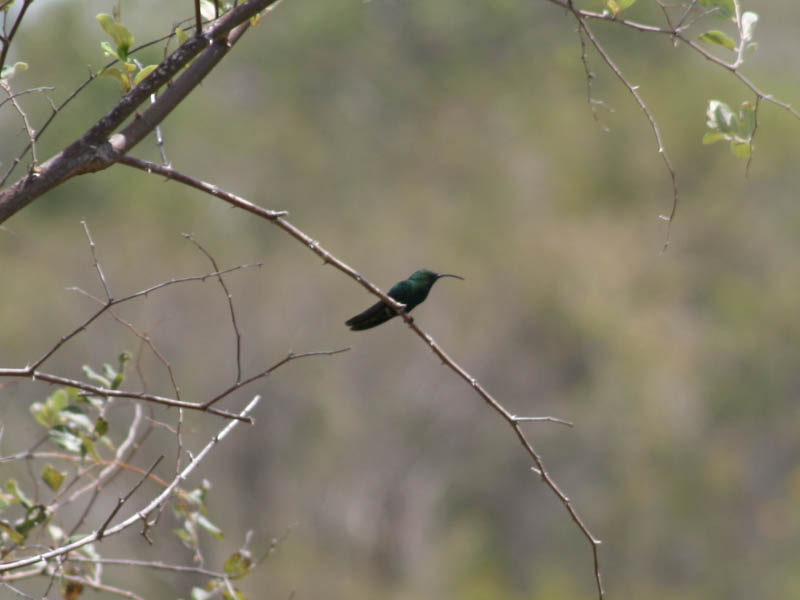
[345,269,464,331]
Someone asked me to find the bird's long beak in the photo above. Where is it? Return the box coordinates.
[436,273,464,280]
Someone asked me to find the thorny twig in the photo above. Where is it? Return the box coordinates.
[117,155,606,598]
[183,233,244,383]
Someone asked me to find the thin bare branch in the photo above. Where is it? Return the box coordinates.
[81,219,112,300]
[0,369,252,422]
[29,262,260,371]
[97,456,164,540]
[0,580,36,599]
[67,402,146,535]
[577,25,611,132]
[115,157,602,596]
[513,415,574,427]
[203,348,351,409]
[183,233,244,383]
[64,555,226,578]
[194,0,203,34]
[60,574,145,600]
[0,86,55,109]
[570,9,678,254]
[0,80,38,168]
[745,95,760,177]
[108,311,182,399]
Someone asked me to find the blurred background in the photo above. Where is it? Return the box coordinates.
[2,1,800,598]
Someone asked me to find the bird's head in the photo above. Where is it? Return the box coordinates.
[410,269,464,287]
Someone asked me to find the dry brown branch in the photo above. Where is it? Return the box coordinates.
[115,155,605,597]
[183,233,245,383]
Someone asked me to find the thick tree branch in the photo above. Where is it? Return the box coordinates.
[0,0,282,224]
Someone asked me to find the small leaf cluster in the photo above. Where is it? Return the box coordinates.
[96,13,158,93]
[0,61,28,83]
[174,481,256,600]
[173,480,224,559]
[0,354,127,551]
[0,480,48,546]
[184,550,254,600]
[605,0,637,18]
[696,2,760,159]
[704,100,756,158]
[697,1,759,66]
[30,353,129,460]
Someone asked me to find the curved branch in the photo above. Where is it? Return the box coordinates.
[115,156,606,598]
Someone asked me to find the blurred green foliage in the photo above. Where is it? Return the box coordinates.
[2,0,800,598]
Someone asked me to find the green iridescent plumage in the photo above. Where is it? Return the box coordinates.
[345,269,463,331]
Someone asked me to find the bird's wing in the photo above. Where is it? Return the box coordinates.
[345,300,394,331]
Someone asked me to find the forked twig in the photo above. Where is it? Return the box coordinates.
[183,233,244,383]
[116,156,605,597]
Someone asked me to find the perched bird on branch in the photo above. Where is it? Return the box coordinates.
[345,269,463,331]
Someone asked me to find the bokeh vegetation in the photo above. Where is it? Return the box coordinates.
[2,0,800,598]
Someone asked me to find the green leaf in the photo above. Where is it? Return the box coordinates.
[190,587,214,600]
[102,363,118,382]
[174,527,194,546]
[16,505,47,537]
[0,520,25,544]
[79,434,100,461]
[50,389,69,412]
[730,140,751,158]
[223,588,247,600]
[83,365,112,388]
[702,132,727,145]
[0,61,28,81]
[5,479,32,509]
[199,0,218,21]
[0,491,12,511]
[94,417,109,438]
[49,425,83,454]
[741,11,758,42]
[196,514,223,539]
[223,552,252,578]
[706,100,736,134]
[133,64,158,86]
[41,464,66,493]
[699,0,735,19]
[96,13,117,37]
[48,523,65,543]
[737,102,756,137]
[605,0,636,16]
[60,406,93,432]
[30,402,53,428]
[1,1,14,12]
[698,30,736,51]
[96,13,134,59]
[100,40,119,60]
[175,26,190,46]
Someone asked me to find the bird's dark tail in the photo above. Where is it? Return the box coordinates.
[345,301,395,331]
